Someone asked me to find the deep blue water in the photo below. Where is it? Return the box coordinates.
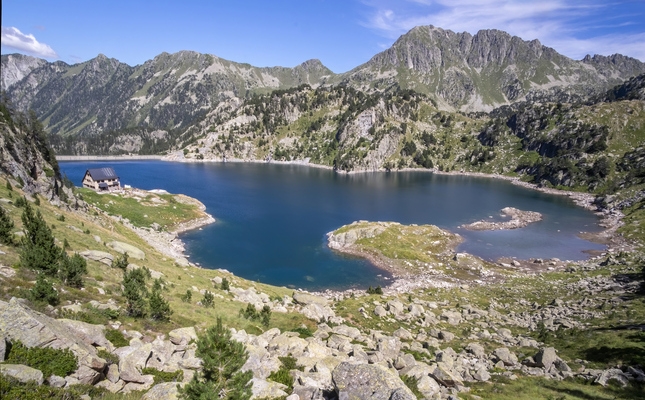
[60,161,605,291]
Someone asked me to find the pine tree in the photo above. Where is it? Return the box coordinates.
[0,205,14,245]
[20,202,60,275]
[30,273,59,306]
[123,267,150,318]
[111,252,129,270]
[202,290,214,307]
[59,252,87,288]
[149,278,172,321]
[180,317,252,400]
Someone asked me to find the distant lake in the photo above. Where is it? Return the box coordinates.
[60,161,605,291]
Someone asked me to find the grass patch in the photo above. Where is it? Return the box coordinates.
[78,188,205,230]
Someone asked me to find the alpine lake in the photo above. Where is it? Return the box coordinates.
[60,161,605,291]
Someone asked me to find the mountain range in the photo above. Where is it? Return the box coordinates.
[2,25,645,156]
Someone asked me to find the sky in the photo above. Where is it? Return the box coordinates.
[2,0,644,73]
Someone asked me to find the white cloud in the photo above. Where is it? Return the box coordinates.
[361,0,645,61]
[1,26,58,59]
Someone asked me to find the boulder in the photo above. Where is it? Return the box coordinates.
[119,343,152,383]
[300,303,335,323]
[268,334,308,358]
[0,265,16,278]
[393,328,413,341]
[48,374,67,388]
[58,319,114,352]
[440,310,462,325]
[293,292,329,307]
[534,347,558,370]
[122,374,155,393]
[438,330,455,341]
[374,305,387,317]
[493,347,518,366]
[95,379,125,393]
[146,337,177,370]
[142,382,183,400]
[250,377,288,399]
[107,241,145,260]
[595,368,630,387]
[408,304,425,317]
[79,250,114,266]
[70,365,102,385]
[106,364,120,383]
[0,363,44,385]
[416,375,441,397]
[169,327,197,346]
[386,299,405,315]
[431,362,463,387]
[0,336,5,360]
[242,344,281,379]
[376,336,401,361]
[465,342,486,358]
[332,325,361,340]
[332,362,416,400]
[472,366,491,382]
[0,298,106,371]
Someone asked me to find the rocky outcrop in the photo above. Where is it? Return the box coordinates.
[107,241,145,260]
[0,298,107,372]
[0,363,44,384]
[333,362,416,400]
[327,221,390,250]
[79,250,114,266]
[460,207,542,230]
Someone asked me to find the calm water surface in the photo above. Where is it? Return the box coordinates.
[60,161,605,290]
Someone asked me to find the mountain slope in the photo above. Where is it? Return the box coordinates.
[341,26,645,111]
[2,25,644,155]
[2,51,334,152]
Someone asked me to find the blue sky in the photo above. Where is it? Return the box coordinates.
[2,0,644,73]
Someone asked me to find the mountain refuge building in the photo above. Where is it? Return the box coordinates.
[82,167,121,192]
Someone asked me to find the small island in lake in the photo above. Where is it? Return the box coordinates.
[459,207,543,231]
[327,221,512,290]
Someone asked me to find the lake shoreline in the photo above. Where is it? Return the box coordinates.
[162,156,628,252]
[60,157,629,295]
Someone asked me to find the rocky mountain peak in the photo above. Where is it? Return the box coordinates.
[0,53,47,91]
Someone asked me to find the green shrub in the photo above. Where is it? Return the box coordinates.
[366,286,383,295]
[141,367,183,384]
[267,356,299,391]
[59,252,87,288]
[0,205,14,245]
[202,290,214,307]
[112,252,129,270]
[0,374,107,400]
[97,349,119,365]
[291,326,313,338]
[401,375,423,399]
[5,340,78,377]
[14,196,27,207]
[29,274,59,306]
[220,277,230,291]
[181,289,192,303]
[105,328,129,348]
